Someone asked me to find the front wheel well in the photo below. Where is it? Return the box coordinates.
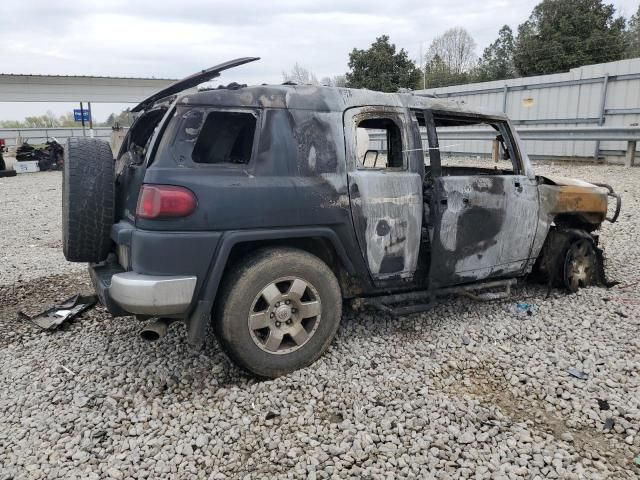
[533,227,601,289]
[553,213,602,233]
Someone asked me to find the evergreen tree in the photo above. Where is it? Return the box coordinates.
[475,26,517,81]
[514,0,627,76]
[346,35,421,92]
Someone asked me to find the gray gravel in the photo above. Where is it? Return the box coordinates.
[0,171,83,286]
[1,164,639,479]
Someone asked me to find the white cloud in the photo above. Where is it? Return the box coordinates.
[0,0,637,120]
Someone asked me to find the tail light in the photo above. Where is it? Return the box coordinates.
[136,185,197,219]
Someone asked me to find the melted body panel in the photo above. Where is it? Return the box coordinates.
[530,178,609,262]
[349,172,422,279]
[429,175,539,287]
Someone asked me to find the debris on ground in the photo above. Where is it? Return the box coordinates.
[566,368,589,380]
[597,399,610,411]
[15,140,64,171]
[604,418,615,431]
[17,294,97,330]
[511,302,537,317]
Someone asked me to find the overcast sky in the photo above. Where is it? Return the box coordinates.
[0,0,638,121]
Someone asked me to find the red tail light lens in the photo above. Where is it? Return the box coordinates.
[136,185,197,219]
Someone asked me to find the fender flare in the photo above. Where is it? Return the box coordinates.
[186,227,355,345]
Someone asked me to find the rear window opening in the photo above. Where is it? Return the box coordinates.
[192,111,257,164]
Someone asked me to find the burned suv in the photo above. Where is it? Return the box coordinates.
[62,58,621,378]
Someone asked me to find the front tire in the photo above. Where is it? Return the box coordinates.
[563,238,597,292]
[214,247,342,378]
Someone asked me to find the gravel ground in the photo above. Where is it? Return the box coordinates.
[0,165,639,479]
[0,170,83,286]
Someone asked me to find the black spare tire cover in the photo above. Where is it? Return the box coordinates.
[62,137,115,262]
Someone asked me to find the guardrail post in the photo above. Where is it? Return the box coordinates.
[594,74,609,162]
[502,85,508,113]
[492,139,500,162]
[626,140,636,167]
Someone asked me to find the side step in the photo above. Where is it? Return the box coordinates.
[363,278,517,316]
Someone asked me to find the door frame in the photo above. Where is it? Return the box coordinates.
[343,106,424,283]
[421,109,538,287]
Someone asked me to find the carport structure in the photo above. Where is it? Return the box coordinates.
[0,73,177,136]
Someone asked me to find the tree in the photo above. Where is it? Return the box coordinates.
[102,108,134,127]
[514,0,627,76]
[422,54,470,88]
[320,75,347,87]
[346,35,421,92]
[475,25,517,82]
[627,5,640,58]
[425,28,477,76]
[282,62,319,85]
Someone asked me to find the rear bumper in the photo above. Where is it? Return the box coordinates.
[90,260,197,316]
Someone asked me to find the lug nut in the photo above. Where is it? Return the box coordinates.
[275,321,281,328]
[275,302,280,307]
[286,319,292,325]
[270,312,275,318]
[291,308,297,313]
[285,300,291,305]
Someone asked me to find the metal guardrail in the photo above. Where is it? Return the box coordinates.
[433,126,640,142]
[0,127,128,158]
[370,126,639,167]
[0,127,114,147]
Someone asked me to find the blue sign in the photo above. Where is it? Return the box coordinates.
[74,109,91,122]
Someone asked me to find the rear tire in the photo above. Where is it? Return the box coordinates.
[62,137,115,262]
[214,247,342,378]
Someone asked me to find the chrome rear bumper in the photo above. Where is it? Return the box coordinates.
[90,262,197,316]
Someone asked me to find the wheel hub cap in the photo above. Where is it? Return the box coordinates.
[248,276,322,354]
[275,305,292,322]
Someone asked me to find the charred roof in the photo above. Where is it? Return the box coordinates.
[177,84,505,118]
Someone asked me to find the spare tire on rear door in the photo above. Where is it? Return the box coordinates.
[62,137,115,262]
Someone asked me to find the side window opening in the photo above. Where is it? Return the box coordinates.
[434,116,519,175]
[356,117,404,169]
[192,111,257,164]
[415,111,521,176]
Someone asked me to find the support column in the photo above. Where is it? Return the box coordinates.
[594,74,609,162]
[502,85,508,113]
[492,139,500,163]
[625,140,636,167]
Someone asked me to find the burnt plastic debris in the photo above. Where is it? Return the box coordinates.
[566,368,589,380]
[603,418,615,431]
[18,294,97,330]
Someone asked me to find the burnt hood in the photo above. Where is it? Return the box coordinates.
[132,57,260,113]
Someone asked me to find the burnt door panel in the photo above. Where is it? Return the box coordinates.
[349,171,422,279]
[344,107,423,282]
[429,174,538,287]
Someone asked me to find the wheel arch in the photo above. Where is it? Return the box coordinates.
[532,225,598,286]
[186,227,358,346]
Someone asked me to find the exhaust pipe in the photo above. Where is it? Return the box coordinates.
[140,318,172,342]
